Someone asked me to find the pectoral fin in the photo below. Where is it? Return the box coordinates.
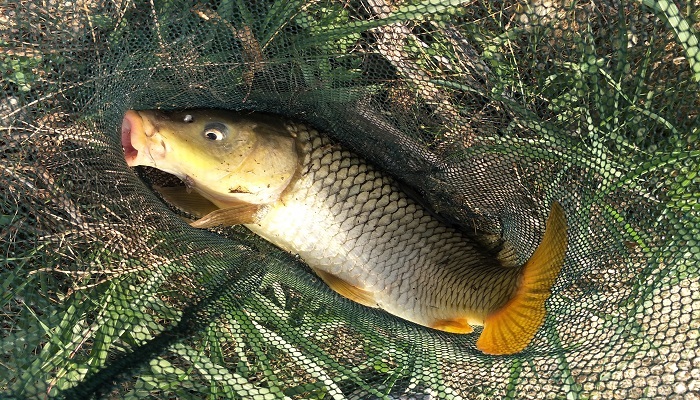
[190,203,263,228]
[431,318,474,334]
[476,202,568,355]
[154,185,219,217]
[312,268,377,308]
[154,185,262,228]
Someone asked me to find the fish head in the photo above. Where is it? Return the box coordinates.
[122,109,300,206]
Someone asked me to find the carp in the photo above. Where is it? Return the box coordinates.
[121,109,568,355]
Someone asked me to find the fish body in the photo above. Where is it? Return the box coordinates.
[122,109,568,355]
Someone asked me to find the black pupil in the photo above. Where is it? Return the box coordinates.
[203,122,228,140]
[206,131,219,140]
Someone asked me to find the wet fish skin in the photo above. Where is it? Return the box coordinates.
[122,109,568,355]
[260,126,520,319]
[122,109,300,206]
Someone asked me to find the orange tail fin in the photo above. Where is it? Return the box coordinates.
[476,202,568,355]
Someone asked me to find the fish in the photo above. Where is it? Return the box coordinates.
[121,109,568,355]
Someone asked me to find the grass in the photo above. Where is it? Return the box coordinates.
[2,0,699,399]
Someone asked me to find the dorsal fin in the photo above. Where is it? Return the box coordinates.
[476,202,568,355]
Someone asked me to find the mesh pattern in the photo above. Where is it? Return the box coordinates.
[2,0,698,398]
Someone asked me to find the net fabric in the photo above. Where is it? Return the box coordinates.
[1,0,698,398]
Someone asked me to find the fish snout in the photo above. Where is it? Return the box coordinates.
[122,110,165,167]
[122,110,145,166]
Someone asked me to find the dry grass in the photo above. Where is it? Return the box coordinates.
[2,0,698,398]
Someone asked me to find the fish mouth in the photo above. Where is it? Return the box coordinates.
[122,110,142,166]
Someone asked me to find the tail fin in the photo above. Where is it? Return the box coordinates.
[476,202,568,355]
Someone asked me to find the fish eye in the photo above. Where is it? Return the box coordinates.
[203,122,228,141]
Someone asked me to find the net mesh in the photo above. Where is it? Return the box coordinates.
[2,0,699,398]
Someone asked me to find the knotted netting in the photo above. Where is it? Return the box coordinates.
[1,0,698,398]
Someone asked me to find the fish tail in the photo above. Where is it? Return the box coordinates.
[476,202,568,355]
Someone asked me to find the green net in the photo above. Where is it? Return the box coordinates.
[2,0,699,398]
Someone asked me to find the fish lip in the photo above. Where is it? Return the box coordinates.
[122,110,141,166]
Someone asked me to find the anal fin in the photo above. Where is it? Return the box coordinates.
[312,268,377,308]
[431,318,473,334]
[476,202,568,355]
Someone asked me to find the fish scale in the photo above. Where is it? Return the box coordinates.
[251,123,521,327]
[121,109,568,354]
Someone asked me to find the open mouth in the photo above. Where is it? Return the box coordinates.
[122,110,142,166]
